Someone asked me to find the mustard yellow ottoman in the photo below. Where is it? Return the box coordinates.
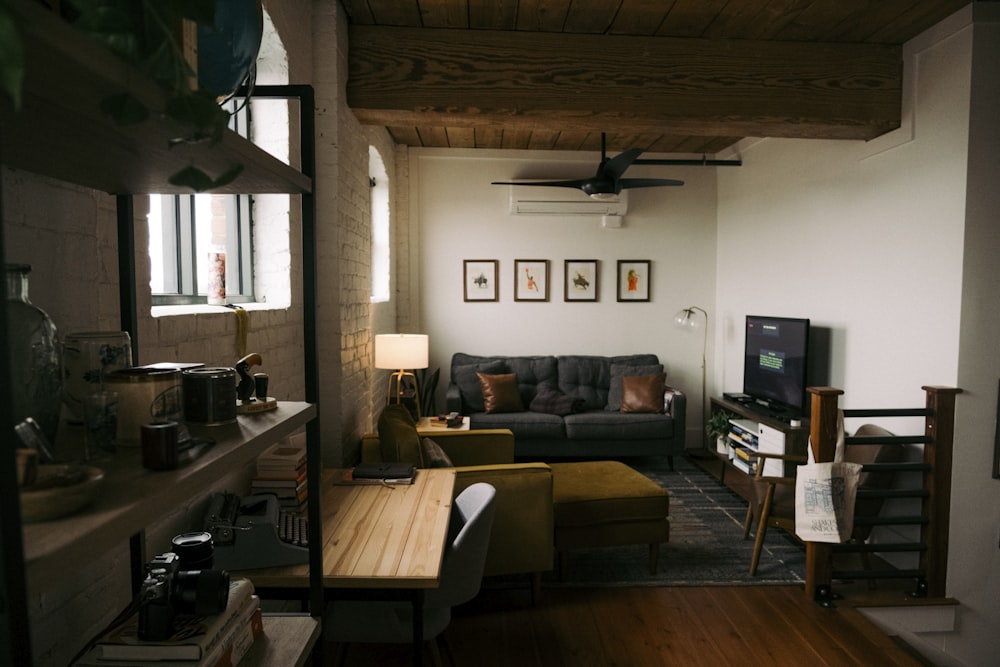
[550,461,670,577]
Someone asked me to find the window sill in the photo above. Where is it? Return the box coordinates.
[152,302,283,318]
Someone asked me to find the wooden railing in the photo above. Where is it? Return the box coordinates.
[804,386,961,605]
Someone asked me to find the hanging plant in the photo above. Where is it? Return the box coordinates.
[68,0,243,191]
[0,0,260,191]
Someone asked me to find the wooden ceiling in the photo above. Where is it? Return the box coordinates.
[340,0,974,154]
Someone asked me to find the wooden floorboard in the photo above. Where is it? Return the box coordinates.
[327,584,932,666]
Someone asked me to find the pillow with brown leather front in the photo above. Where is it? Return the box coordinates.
[476,372,523,413]
[620,373,666,413]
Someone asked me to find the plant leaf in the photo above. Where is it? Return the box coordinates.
[165,91,231,144]
[169,163,244,193]
[168,166,215,192]
[174,0,217,26]
[0,5,24,109]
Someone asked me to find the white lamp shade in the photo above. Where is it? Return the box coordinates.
[375,334,429,370]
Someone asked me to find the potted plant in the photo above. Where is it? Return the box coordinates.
[706,409,736,455]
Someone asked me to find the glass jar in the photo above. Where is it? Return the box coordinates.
[62,331,132,422]
[6,264,62,444]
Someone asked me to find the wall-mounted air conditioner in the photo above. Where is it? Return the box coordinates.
[507,186,628,216]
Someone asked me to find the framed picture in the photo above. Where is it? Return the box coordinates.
[564,260,598,301]
[463,260,498,302]
[617,260,650,302]
[514,259,549,301]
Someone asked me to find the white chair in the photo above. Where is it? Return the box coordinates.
[325,482,497,665]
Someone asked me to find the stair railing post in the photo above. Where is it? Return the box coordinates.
[805,387,843,603]
[921,386,961,598]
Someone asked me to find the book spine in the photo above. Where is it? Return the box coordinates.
[198,591,258,661]
[203,598,263,667]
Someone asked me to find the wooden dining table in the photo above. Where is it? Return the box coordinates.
[245,467,456,665]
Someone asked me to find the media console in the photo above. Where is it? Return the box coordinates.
[707,396,810,497]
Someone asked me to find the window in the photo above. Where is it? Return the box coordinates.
[148,100,254,305]
[370,146,390,303]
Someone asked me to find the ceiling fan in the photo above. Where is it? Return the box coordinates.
[491,133,684,200]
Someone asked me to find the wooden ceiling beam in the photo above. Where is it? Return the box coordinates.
[347,25,902,141]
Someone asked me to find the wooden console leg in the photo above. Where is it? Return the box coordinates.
[649,543,660,574]
[530,571,542,606]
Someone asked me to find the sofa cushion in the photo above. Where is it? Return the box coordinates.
[557,354,660,410]
[451,354,560,413]
[621,373,666,413]
[478,372,524,413]
[377,405,424,466]
[529,387,586,416]
[563,410,673,440]
[421,437,453,468]
[607,363,664,411]
[471,410,565,440]
[452,359,507,412]
[550,461,669,527]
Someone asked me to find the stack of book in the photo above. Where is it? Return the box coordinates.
[728,418,760,474]
[251,440,307,514]
[74,578,262,666]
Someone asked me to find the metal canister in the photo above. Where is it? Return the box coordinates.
[104,367,182,445]
[182,367,237,425]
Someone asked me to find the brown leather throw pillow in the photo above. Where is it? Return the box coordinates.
[476,372,523,413]
[620,373,666,414]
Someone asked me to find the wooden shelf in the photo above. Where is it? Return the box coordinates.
[248,615,320,667]
[0,0,312,195]
[22,402,316,587]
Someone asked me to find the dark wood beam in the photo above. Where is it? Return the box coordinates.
[347,25,902,141]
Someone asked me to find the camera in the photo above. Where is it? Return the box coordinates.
[137,549,230,641]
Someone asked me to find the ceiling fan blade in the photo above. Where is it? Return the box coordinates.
[602,148,644,180]
[619,177,685,189]
[491,179,591,189]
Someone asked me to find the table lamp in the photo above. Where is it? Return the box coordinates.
[375,333,429,417]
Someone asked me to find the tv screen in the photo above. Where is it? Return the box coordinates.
[742,315,810,416]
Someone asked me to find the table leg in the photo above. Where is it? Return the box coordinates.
[413,589,424,666]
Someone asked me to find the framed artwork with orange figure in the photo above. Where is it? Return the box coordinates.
[617,260,650,302]
[514,259,549,302]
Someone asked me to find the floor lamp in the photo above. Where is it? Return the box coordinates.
[675,306,708,450]
[375,334,429,418]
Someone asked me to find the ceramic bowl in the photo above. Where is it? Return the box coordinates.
[19,464,104,522]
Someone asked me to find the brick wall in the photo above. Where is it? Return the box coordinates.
[0,1,407,663]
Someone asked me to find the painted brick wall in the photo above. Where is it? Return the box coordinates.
[0,1,405,663]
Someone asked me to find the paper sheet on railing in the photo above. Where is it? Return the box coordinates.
[794,461,862,543]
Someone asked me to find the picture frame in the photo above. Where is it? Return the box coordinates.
[617,260,650,302]
[514,259,549,301]
[463,260,498,302]
[564,260,598,301]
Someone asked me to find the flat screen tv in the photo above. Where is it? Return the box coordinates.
[743,315,810,418]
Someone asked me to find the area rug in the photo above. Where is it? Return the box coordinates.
[491,455,806,589]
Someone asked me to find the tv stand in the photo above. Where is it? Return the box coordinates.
[707,396,809,497]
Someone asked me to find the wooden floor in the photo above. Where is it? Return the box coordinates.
[328,584,932,666]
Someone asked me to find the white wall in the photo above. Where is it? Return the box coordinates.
[412,149,717,438]
[716,7,1000,666]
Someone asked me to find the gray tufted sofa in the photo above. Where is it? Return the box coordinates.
[445,353,686,466]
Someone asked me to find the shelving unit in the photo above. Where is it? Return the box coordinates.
[1,2,322,664]
[708,397,809,496]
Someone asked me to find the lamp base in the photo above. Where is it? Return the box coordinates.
[386,370,421,419]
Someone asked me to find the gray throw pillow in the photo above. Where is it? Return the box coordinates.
[421,437,453,468]
[606,363,664,411]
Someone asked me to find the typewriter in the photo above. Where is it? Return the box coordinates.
[204,492,309,570]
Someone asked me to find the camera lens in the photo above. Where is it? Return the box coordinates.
[172,531,214,570]
[174,569,231,615]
